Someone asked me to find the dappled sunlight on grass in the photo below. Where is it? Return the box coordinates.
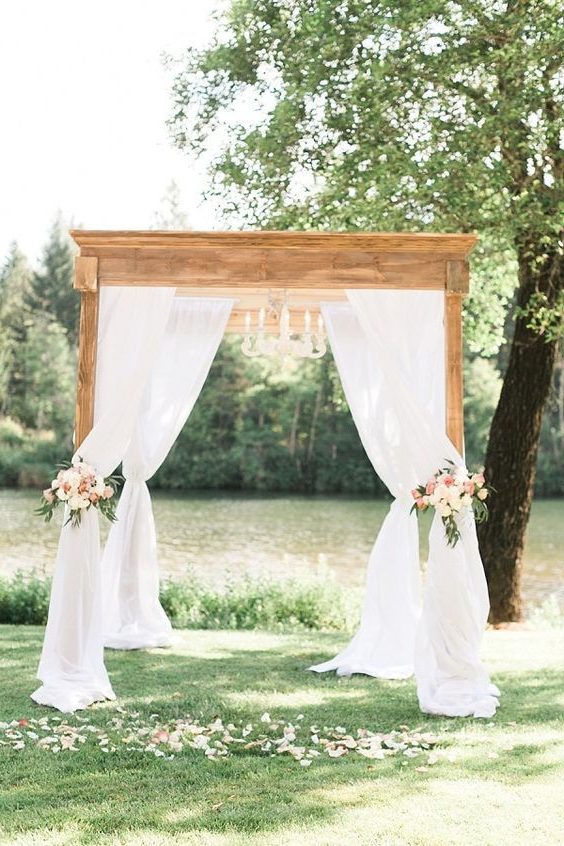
[1,625,563,846]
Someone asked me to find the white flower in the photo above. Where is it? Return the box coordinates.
[77,497,90,509]
[94,477,105,496]
[56,489,68,501]
[477,489,488,500]
[435,484,448,501]
[68,495,83,510]
[461,494,472,507]
[439,505,452,518]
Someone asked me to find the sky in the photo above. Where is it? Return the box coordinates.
[0,0,225,264]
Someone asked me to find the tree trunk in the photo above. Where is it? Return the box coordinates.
[478,243,562,623]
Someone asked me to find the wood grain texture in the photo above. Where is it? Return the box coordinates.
[71,229,478,257]
[84,250,448,290]
[174,286,346,304]
[74,256,98,292]
[74,290,99,449]
[446,260,470,294]
[445,292,464,454]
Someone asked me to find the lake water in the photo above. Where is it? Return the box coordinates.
[1,490,562,609]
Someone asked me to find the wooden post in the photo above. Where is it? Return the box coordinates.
[73,257,99,449]
[445,260,468,454]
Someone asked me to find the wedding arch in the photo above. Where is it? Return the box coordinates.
[32,230,499,719]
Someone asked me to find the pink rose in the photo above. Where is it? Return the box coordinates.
[463,481,475,495]
[472,473,485,487]
[411,488,421,500]
[443,475,454,487]
[89,493,99,503]
[43,489,55,503]
[103,485,113,499]
[153,730,169,743]
[425,480,436,495]
[416,499,427,510]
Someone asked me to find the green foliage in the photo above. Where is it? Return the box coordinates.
[0,571,357,631]
[0,418,71,488]
[153,338,384,494]
[160,572,357,631]
[463,356,502,469]
[516,291,564,343]
[0,572,51,625]
[0,244,33,414]
[27,215,79,343]
[7,315,75,431]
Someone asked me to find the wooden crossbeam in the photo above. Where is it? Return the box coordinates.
[70,230,477,453]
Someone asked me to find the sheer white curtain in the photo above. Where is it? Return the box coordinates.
[32,287,176,713]
[102,297,235,650]
[312,290,499,718]
[310,292,445,679]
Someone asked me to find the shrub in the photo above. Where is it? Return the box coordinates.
[0,570,359,632]
[0,572,51,625]
[159,572,359,632]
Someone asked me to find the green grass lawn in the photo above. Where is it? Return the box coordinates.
[1,625,563,846]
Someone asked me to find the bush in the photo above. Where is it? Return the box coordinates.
[0,571,359,632]
[0,572,51,625]
[160,572,358,632]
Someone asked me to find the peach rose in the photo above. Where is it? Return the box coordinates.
[42,489,55,504]
[103,485,113,499]
[425,480,436,495]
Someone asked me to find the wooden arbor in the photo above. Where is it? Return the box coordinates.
[70,230,477,453]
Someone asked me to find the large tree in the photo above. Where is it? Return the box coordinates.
[169,0,563,621]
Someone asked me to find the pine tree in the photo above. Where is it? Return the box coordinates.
[28,216,79,343]
[0,243,33,415]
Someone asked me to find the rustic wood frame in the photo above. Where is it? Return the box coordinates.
[70,230,477,454]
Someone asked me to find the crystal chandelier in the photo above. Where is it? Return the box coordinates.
[241,293,326,360]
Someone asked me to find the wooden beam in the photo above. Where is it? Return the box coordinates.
[444,292,464,454]
[446,259,469,294]
[82,250,449,290]
[174,286,346,305]
[74,289,99,449]
[71,229,478,256]
[74,256,98,292]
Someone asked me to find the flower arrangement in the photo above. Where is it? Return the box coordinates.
[410,460,491,547]
[36,458,120,528]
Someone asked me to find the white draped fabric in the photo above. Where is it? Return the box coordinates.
[311,290,499,718]
[102,298,235,650]
[32,287,176,712]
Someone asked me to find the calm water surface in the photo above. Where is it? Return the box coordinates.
[1,490,562,609]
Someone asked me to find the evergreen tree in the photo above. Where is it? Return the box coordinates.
[9,313,75,431]
[0,243,33,415]
[28,216,79,343]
